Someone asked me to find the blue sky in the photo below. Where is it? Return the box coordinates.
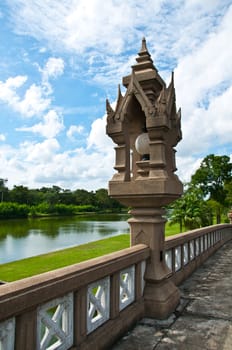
[0,0,232,190]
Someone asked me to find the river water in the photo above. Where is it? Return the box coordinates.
[0,214,129,264]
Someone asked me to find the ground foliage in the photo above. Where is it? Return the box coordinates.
[169,154,232,230]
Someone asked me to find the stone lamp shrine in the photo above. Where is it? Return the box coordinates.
[106,38,183,318]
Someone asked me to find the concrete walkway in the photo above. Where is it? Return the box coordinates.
[112,240,232,350]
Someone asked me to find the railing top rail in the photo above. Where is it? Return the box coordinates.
[0,244,149,321]
[165,223,232,249]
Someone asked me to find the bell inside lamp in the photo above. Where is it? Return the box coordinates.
[135,132,150,160]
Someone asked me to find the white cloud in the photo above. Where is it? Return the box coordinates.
[19,83,51,117]
[175,5,232,115]
[0,56,65,121]
[39,47,47,53]
[67,125,84,140]
[176,155,203,184]
[87,115,114,152]
[171,3,232,162]
[0,76,51,118]
[0,134,6,141]
[6,1,231,88]
[0,139,114,192]
[0,75,27,106]
[17,110,64,138]
[42,57,65,80]
[4,75,27,89]
[8,0,163,53]
[23,138,60,163]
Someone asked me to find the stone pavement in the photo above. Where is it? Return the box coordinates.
[112,240,232,350]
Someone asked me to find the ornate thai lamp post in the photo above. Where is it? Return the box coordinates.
[106,38,183,318]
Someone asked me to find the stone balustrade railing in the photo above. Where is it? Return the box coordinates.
[0,244,149,350]
[165,224,232,285]
[0,224,231,350]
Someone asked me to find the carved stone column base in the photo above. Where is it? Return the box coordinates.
[144,278,180,319]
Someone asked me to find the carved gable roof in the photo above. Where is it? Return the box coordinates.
[106,38,181,144]
[115,71,155,121]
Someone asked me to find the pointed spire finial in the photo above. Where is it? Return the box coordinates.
[132,37,156,73]
[138,37,150,58]
[167,71,175,92]
[106,98,115,121]
[171,71,174,85]
[140,37,148,54]
[115,84,123,111]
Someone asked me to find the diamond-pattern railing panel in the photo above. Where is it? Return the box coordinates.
[37,293,73,350]
[119,265,135,311]
[87,277,110,334]
[165,249,172,271]
[0,318,15,350]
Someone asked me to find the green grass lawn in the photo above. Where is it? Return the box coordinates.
[0,222,181,282]
[165,222,182,236]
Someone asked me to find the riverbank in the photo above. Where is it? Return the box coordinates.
[0,222,181,282]
[0,214,130,264]
[0,234,130,282]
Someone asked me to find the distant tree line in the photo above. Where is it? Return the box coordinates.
[0,183,125,219]
[1,154,232,225]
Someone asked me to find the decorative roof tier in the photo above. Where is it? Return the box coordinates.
[123,37,165,94]
[133,37,156,71]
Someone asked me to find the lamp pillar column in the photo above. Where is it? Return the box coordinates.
[129,207,180,319]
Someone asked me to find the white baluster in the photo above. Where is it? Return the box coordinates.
[183,243,188,265]
[204,234,208,250]
[175,246,181,271]
[190,240,194,260]
[195,238,200,256]
[165,250,172,271]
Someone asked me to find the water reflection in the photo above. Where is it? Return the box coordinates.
[0,215,129,264]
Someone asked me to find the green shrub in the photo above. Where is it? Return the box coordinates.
[75,204,95,212]
[54,204,76,215]
[0,202,29,218]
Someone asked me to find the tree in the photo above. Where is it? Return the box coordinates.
[191,154,232,223]
[59,189,75,205]
[225,180,232,200]
[95,189,110,210]
[169,185,212,231]
[9,185,30,204]
[41,186,62,206]
[74,189,96,206]
[94,188,124,211]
